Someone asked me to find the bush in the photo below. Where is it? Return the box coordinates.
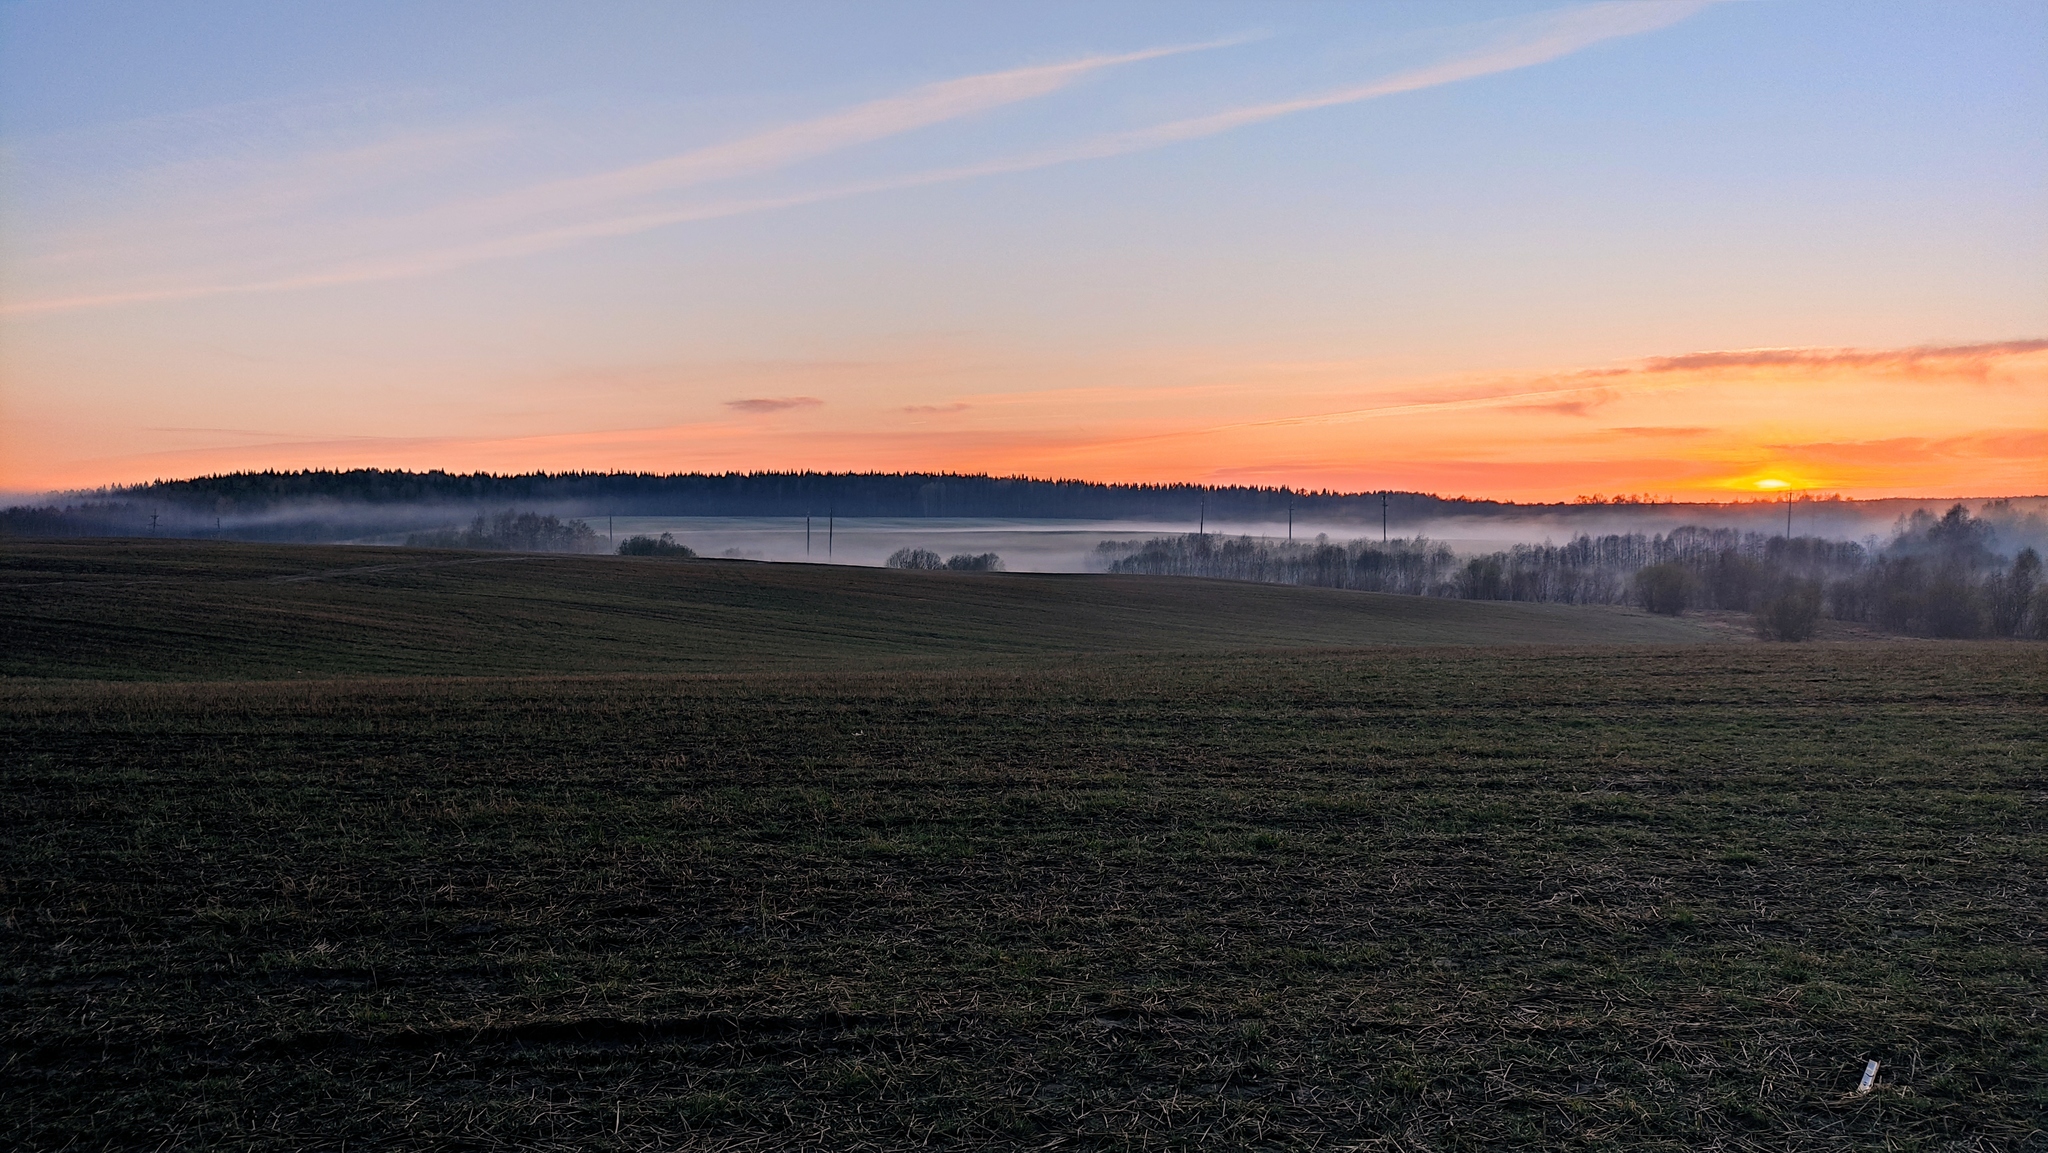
[886,548,943,570]
[1634,563,1695,615]
[1756,579,1822,641]
[944,553,1003,572]
[617,533,695,558]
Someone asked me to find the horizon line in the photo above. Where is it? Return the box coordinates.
[12,467,2045,510]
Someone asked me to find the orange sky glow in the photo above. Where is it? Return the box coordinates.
[9,338,2040,503]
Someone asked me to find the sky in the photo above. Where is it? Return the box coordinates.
[2,0,2043,501]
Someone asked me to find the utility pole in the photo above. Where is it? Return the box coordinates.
[149,510,159,536]
[1381,492,1389,544]
[1287,495,1293,543]
[828,508,834,557]
[1199,488,1206,536]
[806,512,812,555]
[1786,495,1793,538]
[608,514,613,542]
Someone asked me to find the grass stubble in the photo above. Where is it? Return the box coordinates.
[0,542,2043,1149]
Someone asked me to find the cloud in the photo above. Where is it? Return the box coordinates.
[725,396,823,413]
[1,40,1231,317]
[1504,397,1609,417]
[903,402,971,414]
[2,4,1708,315]
[1034,0,1710,157]
[590,1,1714,250]
[1611,426,1712,438]
[1055,336,2048,452]
[1637,339,2048,377]
[1392,338,2048,417]
[1763,430,2048,465]
[462,38,1249,229]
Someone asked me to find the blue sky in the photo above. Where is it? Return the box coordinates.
[2,1,2043,496]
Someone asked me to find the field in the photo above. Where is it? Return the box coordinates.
[0,540,1716,680]
[3,540,2044,1150]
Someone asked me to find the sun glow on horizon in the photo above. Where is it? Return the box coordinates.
[6,337,2043,502]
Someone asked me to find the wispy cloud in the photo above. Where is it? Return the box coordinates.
[1002,0,1710,160]
[1763,430,2048,465]
[443,1,1711,282]
[3,4,1707,316]
[462,38,1247,229]
[1611,426,1713,438]
[725,396,823,413]
[1638,339,2048,377]
[2,41,1229,316]
[1074,337,2048,447]
[1506,397,1609,417]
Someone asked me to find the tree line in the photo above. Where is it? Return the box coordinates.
[1098,504,2046,640]
[885,548,1005,571]
[405,512,602,553]
[5,468,1572,534]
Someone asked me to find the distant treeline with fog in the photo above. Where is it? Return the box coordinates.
[4,468,2023,542]
[9,469,1507,538]
[1098,503,2047,639]
[6,470,2043,639]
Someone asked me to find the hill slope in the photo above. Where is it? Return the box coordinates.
[1,539,1721,679]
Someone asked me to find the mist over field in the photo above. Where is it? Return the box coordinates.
[11,474,2044,638]
[547,504,2048,574]
[6,469,2044,570]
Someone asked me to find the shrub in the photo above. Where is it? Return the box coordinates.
[1756,579,1822,641]
[944,553,1004,572]
[886,548,943,570]
[1634,563,1695,615]
[617,533,695,558]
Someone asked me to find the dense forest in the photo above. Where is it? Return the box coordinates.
[1099,504,2046,639]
